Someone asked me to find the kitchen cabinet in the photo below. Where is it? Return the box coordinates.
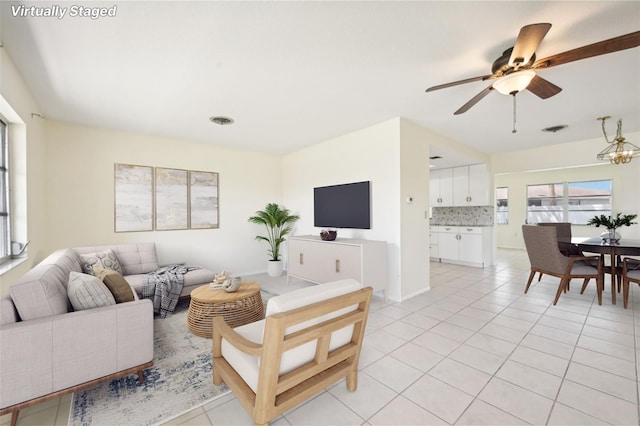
[429,226,439,259]
[429,168,453,207]
[430,226,493,267]
[287,235,388,294]
[452,164,490,206]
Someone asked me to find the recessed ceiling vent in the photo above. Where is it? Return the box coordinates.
[209,116,234,125]
[541,124,568,133]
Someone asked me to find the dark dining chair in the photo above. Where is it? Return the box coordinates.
[535,223,582,282]
[622,257,640,309]
[522,225,603,305]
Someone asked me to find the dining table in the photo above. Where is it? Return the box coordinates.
[570,237,640,304]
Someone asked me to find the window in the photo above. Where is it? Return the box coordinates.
[496,187,508,224]
[526,180,611,225]
[0,119,9,263]
[567,180,612,224]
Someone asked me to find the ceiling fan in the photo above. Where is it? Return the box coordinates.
[426,24,640,116]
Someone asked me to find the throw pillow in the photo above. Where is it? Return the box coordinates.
[79,249,124,276]
[67,271,116,311]
[93,267,135,303]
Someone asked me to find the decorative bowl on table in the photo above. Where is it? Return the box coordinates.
[320,230,337,241]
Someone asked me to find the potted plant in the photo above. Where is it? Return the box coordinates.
[586,212,637,242]
[248,203,300,277]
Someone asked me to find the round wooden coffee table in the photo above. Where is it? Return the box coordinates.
[187,281,264,338]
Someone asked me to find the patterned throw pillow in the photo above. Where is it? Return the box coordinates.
[93,267,135,303]
[67,271,116,311]
[79,249,124,276]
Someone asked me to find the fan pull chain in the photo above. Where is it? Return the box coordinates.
[512,94,517,133]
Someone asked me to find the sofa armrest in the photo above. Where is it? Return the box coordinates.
[0,299,153,409]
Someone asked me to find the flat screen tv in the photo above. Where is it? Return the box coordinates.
[314,181,371,229]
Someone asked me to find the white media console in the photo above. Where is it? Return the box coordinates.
[287,235,388,294]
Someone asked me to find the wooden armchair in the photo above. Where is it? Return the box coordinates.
[212,279,372,426]
[522,225,603,305]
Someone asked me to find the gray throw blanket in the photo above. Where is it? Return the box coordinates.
[142,264,199,318]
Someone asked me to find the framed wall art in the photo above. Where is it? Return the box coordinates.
[114,163,154,232]
[189,170,219,229]
[155,167,188,231]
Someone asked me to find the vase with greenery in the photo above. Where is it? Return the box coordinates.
[586,212,637,242]
[248,203,300,277]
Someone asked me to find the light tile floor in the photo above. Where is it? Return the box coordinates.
[4,248,640,425]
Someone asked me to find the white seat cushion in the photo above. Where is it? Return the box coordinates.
[220,279,363,393]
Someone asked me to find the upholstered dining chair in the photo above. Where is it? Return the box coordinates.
[212,279,372,426]
[622,257,640,308]
[522,225,603,305]
[537,222,581,256]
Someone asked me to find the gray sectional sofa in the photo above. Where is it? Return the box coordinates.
[0,242,215,426]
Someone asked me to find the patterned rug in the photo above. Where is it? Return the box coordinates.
[69,289,277,425]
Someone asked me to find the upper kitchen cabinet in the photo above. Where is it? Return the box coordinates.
[429,168,453,207]
[431,164,490,207]
[453,164,490,206]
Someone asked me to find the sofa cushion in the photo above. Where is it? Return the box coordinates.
[67,271,116,311]
[221,279,363,393]
[10,265,70,321]
[79,249,124,276]
[0,294,19,325]
[93,268,135,303]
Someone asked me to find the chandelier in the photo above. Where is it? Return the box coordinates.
[596,116,640,165]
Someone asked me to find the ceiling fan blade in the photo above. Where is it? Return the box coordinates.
[454,85,494,115]
[509,23,552,67]
[526,75,562,99]
[426,75,493,92]
[533,31,640,69]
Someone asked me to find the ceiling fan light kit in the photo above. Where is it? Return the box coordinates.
[596,116,640,165]
[492,70,536,95]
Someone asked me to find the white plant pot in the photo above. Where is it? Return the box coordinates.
[267,260,283,277]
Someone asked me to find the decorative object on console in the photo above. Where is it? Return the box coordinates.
[320,229,337,241]
[596,116,640,165]
[248,203,300,277]
[587,212,638,243]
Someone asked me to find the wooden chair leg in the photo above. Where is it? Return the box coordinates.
[525,270,536,293]
[553,279,567,305]
[346,370,358,392]
[623,279,630,309]
[137,369,145,383]
[580,278,590,294]
[537,272,543,282]
[596,274,603,305]
[11,411,18,426]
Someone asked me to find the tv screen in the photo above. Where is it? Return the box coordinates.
[314,181,371,229]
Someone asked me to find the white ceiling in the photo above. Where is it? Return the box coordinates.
[1,1,639,167]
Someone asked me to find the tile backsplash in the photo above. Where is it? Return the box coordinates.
[431,206,494,226]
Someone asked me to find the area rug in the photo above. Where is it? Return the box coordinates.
[69,289,278,426]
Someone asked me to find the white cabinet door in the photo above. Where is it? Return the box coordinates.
[287,238,318,279]
[326,244,361,282]
[438,228,459,261]
[452,166,470,206]
[431,169,454,207]
[468,164,490,206]
[458,232,483,264]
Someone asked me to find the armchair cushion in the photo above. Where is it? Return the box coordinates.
[221,279,363,392]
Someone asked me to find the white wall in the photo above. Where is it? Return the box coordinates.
[42,120,283,276]
[283,118,403,299]
[493,134,640,248]
[398,119,433,299]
